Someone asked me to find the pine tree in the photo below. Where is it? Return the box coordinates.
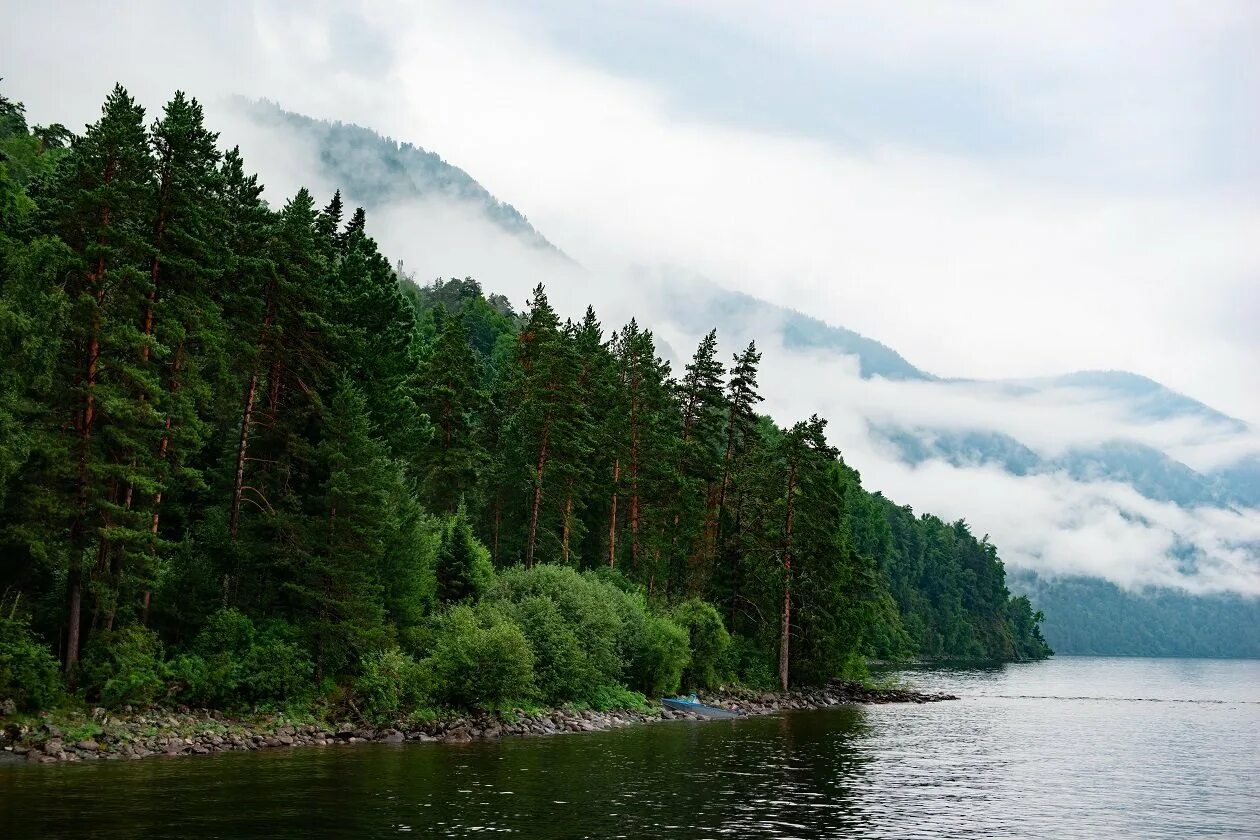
[288,380,391,679]
[435,508,489,604]
[418,308,485,512]
[672,330,725,591]
[510,284,566,568]
[32,85,154,669]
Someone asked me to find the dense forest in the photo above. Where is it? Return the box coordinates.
[0,85,1048,718]
[1011,571,1260,659]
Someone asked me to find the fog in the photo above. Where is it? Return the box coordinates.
[4,0,1258,595]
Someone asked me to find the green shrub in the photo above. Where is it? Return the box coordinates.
[193,608,256,657]
[626,612,689,697]
[487,565,623,688]
[717,633,776,690]
[354,647,426,723]
[240,634,314,705]
[585,683,650,713]
[420,604,534,709]
[79,626,165,708]
[164,652,214,705]
[0,614,62,711]
[671,599,730,690]
[501,595,587,705]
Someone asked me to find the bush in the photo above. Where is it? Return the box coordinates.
[0,614,62,711]
[354,647,426,723]
[79,626,165,708]
[500,595,588,705]
[420,604,534,709]
[717,633,777,690]
[168,611,313,708]
[671,599,730,690]
[239,628,314,705]
[626,612,689,697]
[486,566,623,689]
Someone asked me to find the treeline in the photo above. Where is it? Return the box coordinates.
[1010,571,1260,659]
[0,85,1048,716]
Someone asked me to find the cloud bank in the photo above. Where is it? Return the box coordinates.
[5,0,1257,595]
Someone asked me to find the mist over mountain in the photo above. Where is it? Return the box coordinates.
[226,99,1260,642]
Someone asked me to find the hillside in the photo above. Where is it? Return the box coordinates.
[1010,571,1260,659]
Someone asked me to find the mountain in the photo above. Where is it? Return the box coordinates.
[234,99,560,254]
[1009,570,1260,659]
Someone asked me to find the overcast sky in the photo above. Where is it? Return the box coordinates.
[5,2,1259,593]
[6,0,1258,421]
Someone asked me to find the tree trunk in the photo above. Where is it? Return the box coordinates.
[525,422,550,569]
[229,367,259,539]
[561,489,573,565]
[66,204,111,670]
[230,306,273,538]
[607,458,619,567]
[778,462,798,692]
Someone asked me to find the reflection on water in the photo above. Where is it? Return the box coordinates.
[1,656,1257,839]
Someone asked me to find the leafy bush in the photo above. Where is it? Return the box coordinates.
[717,633,777,690]
[585,683,650,713]
[0,613,62,711]
[486,566,623,689]
[420,604,534,709]
[238,627,314,705]
[354,647,426,723]
[167,611,313,708]
[79,626,165,708]
[500,595,588,705]
[626,612,689,697]
[671,599,730,690]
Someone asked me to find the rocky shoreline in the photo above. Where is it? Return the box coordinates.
[1,683,956,765]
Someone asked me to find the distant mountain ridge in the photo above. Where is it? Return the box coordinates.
[234,99,560,254]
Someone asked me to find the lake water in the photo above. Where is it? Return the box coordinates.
[2,656,1257,838]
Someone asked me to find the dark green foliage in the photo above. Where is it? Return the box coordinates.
[625,611,689,697]
[353,647,426,723]
[0,84,1049,717]
[434,510,493,605]
[79,626,165,708]
[419,604,535,709]
[0,611,62,710]
[671,599,730,690]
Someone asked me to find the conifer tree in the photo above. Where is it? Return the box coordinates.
[34,85,154,668]
[418,308,485,512]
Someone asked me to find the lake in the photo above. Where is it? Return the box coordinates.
[2,656,1257,838]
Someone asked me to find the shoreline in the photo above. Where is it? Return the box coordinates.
[1,683,957,765]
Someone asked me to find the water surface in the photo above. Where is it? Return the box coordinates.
[2,656,1256,838]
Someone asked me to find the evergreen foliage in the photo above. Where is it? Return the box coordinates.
[0,84,1049,717]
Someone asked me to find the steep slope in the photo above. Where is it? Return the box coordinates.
[234,99,560,254]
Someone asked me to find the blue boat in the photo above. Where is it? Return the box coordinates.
[661,695,743,719]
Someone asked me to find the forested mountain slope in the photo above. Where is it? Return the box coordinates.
[1010,571,1260,659]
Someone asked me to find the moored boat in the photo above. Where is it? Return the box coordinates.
[661,696,744,719]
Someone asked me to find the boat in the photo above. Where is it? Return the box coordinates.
[661,695,744,719]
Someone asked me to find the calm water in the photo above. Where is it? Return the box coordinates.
[2,656,1257,839]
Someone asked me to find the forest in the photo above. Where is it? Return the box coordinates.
[0,85,1049,719]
